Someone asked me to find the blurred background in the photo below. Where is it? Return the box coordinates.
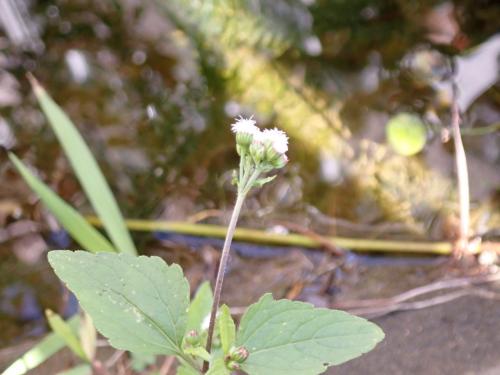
[0,0,499,374]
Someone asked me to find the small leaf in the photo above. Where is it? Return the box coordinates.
[79,312,96,361]
[186,281,213,333]
[45,310,88,361]
[218,305,235,354]
[8,153,116,254]
[253,175,276,187]
[48,251,190,356]
[386,113,427,156]
[236,294,384,375]
[29,76,137,255]
[56,364,92,375]
[183,346,211,362]
[206,357,230,375]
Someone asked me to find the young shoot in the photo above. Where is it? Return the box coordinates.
[204,117,289,367]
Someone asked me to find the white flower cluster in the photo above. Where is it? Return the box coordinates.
[231,116,260,137]
[231,116,288,169]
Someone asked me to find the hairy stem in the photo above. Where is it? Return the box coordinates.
[203,193,246,371]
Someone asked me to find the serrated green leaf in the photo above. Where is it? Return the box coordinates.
[56,364,92,375]
[29,77,136,255]
[8,153,116,254]
[236,294,384,375]
[186,281,213,333]
[206,357,230,375]
[183,346,211,362]
[48,251,190,356]
[386,113,427,156]
[1,316,79,375]
[218,305,235,354]
[45,309,88,361]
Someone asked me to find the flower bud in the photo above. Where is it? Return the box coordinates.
[184,330,201,346]
[272,153,288,169]
[249,141,265,164]
[228,346,249,363]
[236,132,254,148]
[231,117,259,150]
[265,144,281,163]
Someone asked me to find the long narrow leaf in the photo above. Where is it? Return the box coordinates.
[28,75,137,255]
[1,317,79,375]
[9,153,115,253]
[45,310,88,361]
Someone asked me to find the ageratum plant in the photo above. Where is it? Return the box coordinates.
[47,117,384,374]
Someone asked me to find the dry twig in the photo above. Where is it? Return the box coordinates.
[450,86,471,254]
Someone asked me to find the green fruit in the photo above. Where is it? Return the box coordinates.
[386,113,427,156]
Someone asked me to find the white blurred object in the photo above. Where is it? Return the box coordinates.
[431,34,500,111]
[319,153,343,184]
[0,71,21,107]
[303,36,322,56]
[478,250,498,266]
[454,34,500,111]
[65,49,90,83]
[0,117,16,149]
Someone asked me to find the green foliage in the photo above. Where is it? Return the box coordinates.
[386,113,427,156]
[29,77,137,255]
[206,357,230,375]
[6,79,140,375]
[8,154,116,254]
[183,346,211,362]
[236,294,385,375]
[217,305,236,354]
[178,363,204,375]
[47,251,384,374]
[47,251,190,357]
[45,310,88,361]
[186,281,213,333]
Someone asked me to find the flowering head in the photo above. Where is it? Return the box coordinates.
[261,128,288,167]
[231,115,289,193]
[262,128,288,155]
[231,116,260,151]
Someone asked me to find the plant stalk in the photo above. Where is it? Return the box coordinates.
[203,193,246,372]
[451,92,470,253]
[86,216,491,255]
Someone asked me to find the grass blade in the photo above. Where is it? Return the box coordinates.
[28,75,137,255]
[1,317,79,375]
[9,153,115,253]
[45,310,88,361]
